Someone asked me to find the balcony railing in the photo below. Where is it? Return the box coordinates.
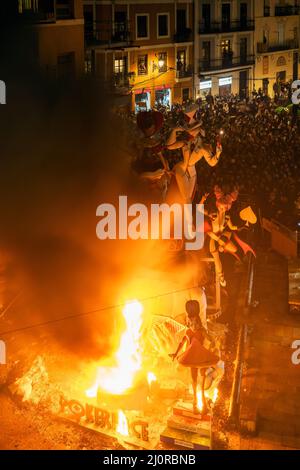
[18,0,55,23]
[56,1,74,20]
[199,19,254,34]
[275,5,300,16]
[199,55,255,72]
[113,72,135,88]
[173,28,192,43]
[176,68,193,79]
[257,39,299,53]
[85,20,132,46]
[17,1,74,22]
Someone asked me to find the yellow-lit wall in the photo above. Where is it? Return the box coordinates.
[254,0,300,95]
[36,21,85,76]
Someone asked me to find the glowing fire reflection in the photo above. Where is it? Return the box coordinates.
[116,410,129,436]
[147,372,157,386]
[196,388,219,411]
[86,300,144,397]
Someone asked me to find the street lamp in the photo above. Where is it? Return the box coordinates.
[152,54,167,73]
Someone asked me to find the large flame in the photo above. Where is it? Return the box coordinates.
[196,388,219,411]
[86,300,144,397]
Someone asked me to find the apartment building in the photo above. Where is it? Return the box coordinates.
[195,0,255,98]
[254,0,300,96]
[16,0,85,78]
[83,0,194,111]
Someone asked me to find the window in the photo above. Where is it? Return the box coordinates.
[85,50,94,75]
[56,0,74,20]
[182,88,190,102]
[114,57,127,74]
[203,41,211,62]
[221,3,231,30]
[263,55,269,75]
[276,71,286,83]
[136,14,149,39]
[177,9,187,32]
[158,52,167,72]
[177,50,186,71]
[240,37,247,60]
[157,13,169,38]
[138,55,148,75]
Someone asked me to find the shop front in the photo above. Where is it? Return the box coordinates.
[219,76,232,96]
[155,87,171,109]
[134,89,151,113]
[199,79,212,98]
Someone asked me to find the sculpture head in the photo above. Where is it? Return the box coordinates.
[214,186,238,213]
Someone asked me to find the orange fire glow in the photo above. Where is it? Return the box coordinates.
[86,300,144,397]
[116,410,129,436]
[196,387,219,411]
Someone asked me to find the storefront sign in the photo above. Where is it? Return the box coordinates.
[219,77,232,86]
[200,80,212,90]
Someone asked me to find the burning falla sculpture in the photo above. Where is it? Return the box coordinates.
[134,107,222,205]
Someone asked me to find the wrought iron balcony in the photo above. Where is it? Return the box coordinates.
[17,0,55,23]
[257,39,299,53]
[113,72,135,88]
[85,20,132,46]
[56,1,74,20]
[173,28,192,43]
[176,67,193,79]
[17,0,74,23]
[199,55,255,72]
[199,19,254,34]
[275,5,300,16]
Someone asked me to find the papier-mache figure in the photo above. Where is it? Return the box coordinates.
[165,103,222,204]
[134,110,171,199]
[137,105,222,205]
[169,300,219,415]
[199,186,256,288]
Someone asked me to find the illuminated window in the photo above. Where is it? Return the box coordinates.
[158,52,167,72]
[138,55,148,75]
[114,57,126,74]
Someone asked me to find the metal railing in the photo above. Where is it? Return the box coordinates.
[228,250,255,424]
[257,39,299,53]
[173,28,192,43]
[176,68,193,79]
[199,19,254,34]
[199,55,255,72]
[18,0,74,22]
[113,72,135,88]
[85,20,132,45]
[275,5,300,16]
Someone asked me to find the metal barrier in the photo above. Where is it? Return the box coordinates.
[228,254,255,424]
[262,217,298,258]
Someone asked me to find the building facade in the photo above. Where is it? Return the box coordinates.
[83,0,194,111]
[195,0,255,98]
[254,0,300,96]
[17,0,85,78]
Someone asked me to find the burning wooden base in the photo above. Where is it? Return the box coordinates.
[160,400,212,450]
